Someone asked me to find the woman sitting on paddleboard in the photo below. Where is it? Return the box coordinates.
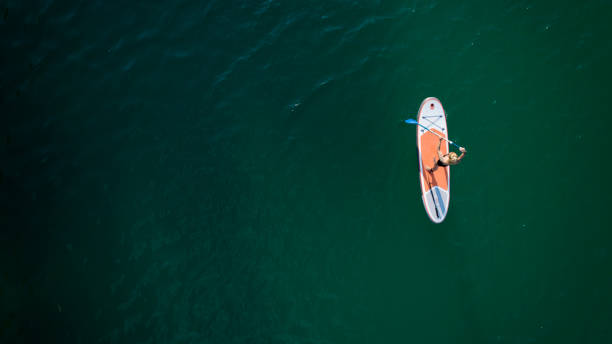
[425,137,466,173]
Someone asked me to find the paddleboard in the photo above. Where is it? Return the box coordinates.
[417,97,450,223]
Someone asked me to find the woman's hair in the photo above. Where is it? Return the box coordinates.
[449,152,458,162]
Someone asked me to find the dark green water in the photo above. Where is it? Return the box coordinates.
[2,0,612,343]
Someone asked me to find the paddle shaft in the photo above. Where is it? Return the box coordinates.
[414,122,461,149]
[404,118,464,150]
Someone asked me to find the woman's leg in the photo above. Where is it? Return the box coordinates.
[425,157,438,173]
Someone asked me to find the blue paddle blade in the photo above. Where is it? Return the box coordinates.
[404,119,418,124]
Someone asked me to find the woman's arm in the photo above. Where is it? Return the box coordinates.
[457,147,466,161]
[437,138,444,159]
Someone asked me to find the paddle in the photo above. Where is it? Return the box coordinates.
[404,118,462,150]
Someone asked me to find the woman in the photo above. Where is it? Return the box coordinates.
[425,137,466,173]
